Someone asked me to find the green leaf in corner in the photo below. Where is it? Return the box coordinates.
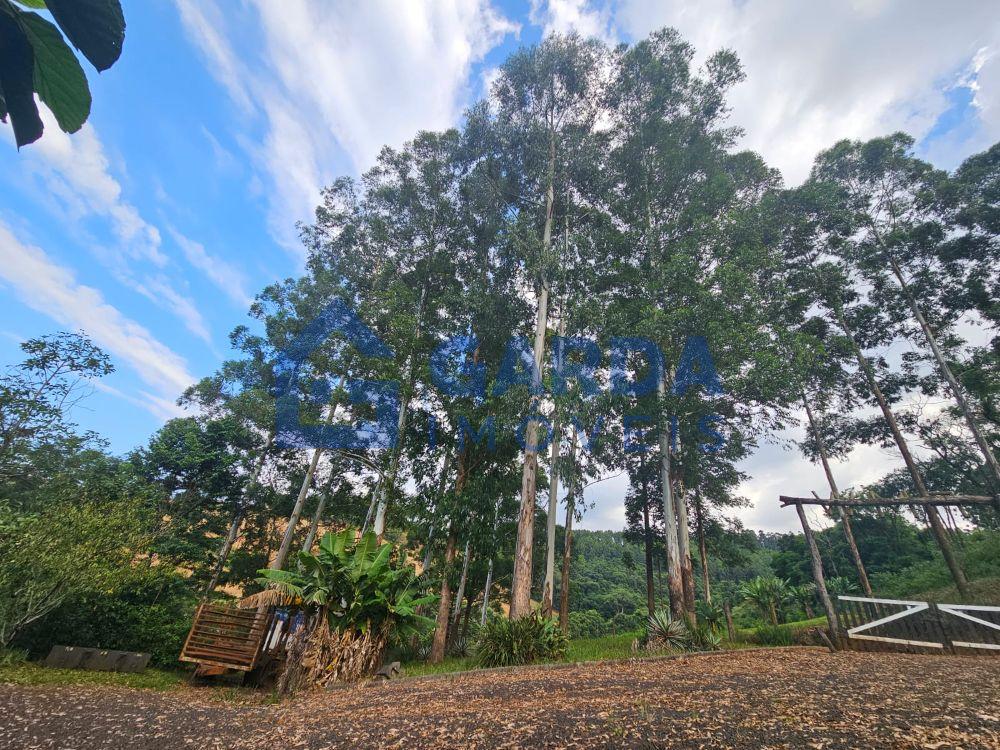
[20,10,90,133]
[0,7,43,146]
[44,0,124,72]
[12,1,47,9]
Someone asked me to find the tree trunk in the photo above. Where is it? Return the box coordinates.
[451,541,471,629]
[430,442,470,663]
[302,466,338,553]
[542,395,563,616]
[204,508,244,597]
[831,300,969,597]
[723,602,736,642]
[429,527,457,664]
[421,452,453,573]
[271,444,323,571]
[510,124,557,620]
[559,508,573,635]
[883,245,1000,493]
[795,502,839,642]
[481,558,494,626]
[675,478,696,615]
[657,372,685,621]
[460,590,475,643]
[204,430,274,596]
[642,474,656,617]
[802,393,873,597]
[374,282,430,541]
[694,489,711,604]
[558,428,578,634]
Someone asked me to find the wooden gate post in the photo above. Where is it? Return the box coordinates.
[795,502,839,646]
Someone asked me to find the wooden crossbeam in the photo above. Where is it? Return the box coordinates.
[779,494,996,508]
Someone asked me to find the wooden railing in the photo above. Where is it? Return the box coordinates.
[837,596,1000,655]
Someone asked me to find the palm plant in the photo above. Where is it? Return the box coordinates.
[788,583,818,619]
[825,576,859,598]
[739,576,789,626]
[695,600,725,632]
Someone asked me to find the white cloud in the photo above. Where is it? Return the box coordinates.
[616,0,1000,182]
[91,380,187,421]
[0,222,196,415]
[127,274,213,346]
[168,227,253,309]
[174,0,519,253]
[530,0,613,41]
[8,108,225,347]
[20,113,165,265]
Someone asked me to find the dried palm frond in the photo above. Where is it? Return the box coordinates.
[239,588,302,609]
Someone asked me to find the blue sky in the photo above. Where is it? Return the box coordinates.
[1,0,997,531]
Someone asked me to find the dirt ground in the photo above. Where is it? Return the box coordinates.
[2,648,998,749]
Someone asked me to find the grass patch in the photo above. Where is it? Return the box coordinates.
[400,632,643,677]
[566,631,641,661]
[400,656,476,678]
[0,661,186,690]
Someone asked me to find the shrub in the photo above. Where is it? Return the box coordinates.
[568,609,608,639]
[610,610,643,635]
[16,567,196,666]
[695,600,725,632]
[643,608,690,651]
[473,613,568,668]
[0,648,27,667]
[689,623,722,651]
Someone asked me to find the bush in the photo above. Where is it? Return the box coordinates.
[689,623,722,651]
[610,610,643,634]
[0,648,27,667]
[568,609,608,639]
[473,613,568,668]
[16,567,197,666]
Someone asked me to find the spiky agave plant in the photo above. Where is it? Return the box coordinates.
[645,608,690,651]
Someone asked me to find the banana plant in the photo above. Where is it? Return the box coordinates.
[258,527,437,641]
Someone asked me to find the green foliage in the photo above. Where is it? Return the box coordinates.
[568,609,607,639]
[472,613,568,668]
[751,624,794,647]
[257,528,437,642]
[644,608,690,651]
[824,576,858,597]
[16,567,196,666]
[0,0,124,147]
[0,647,27,666]
[738,576,789,625]
[695,600,725,631]
[0,332,114,484]
[689,623,722,651]
[0,496,152,648]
